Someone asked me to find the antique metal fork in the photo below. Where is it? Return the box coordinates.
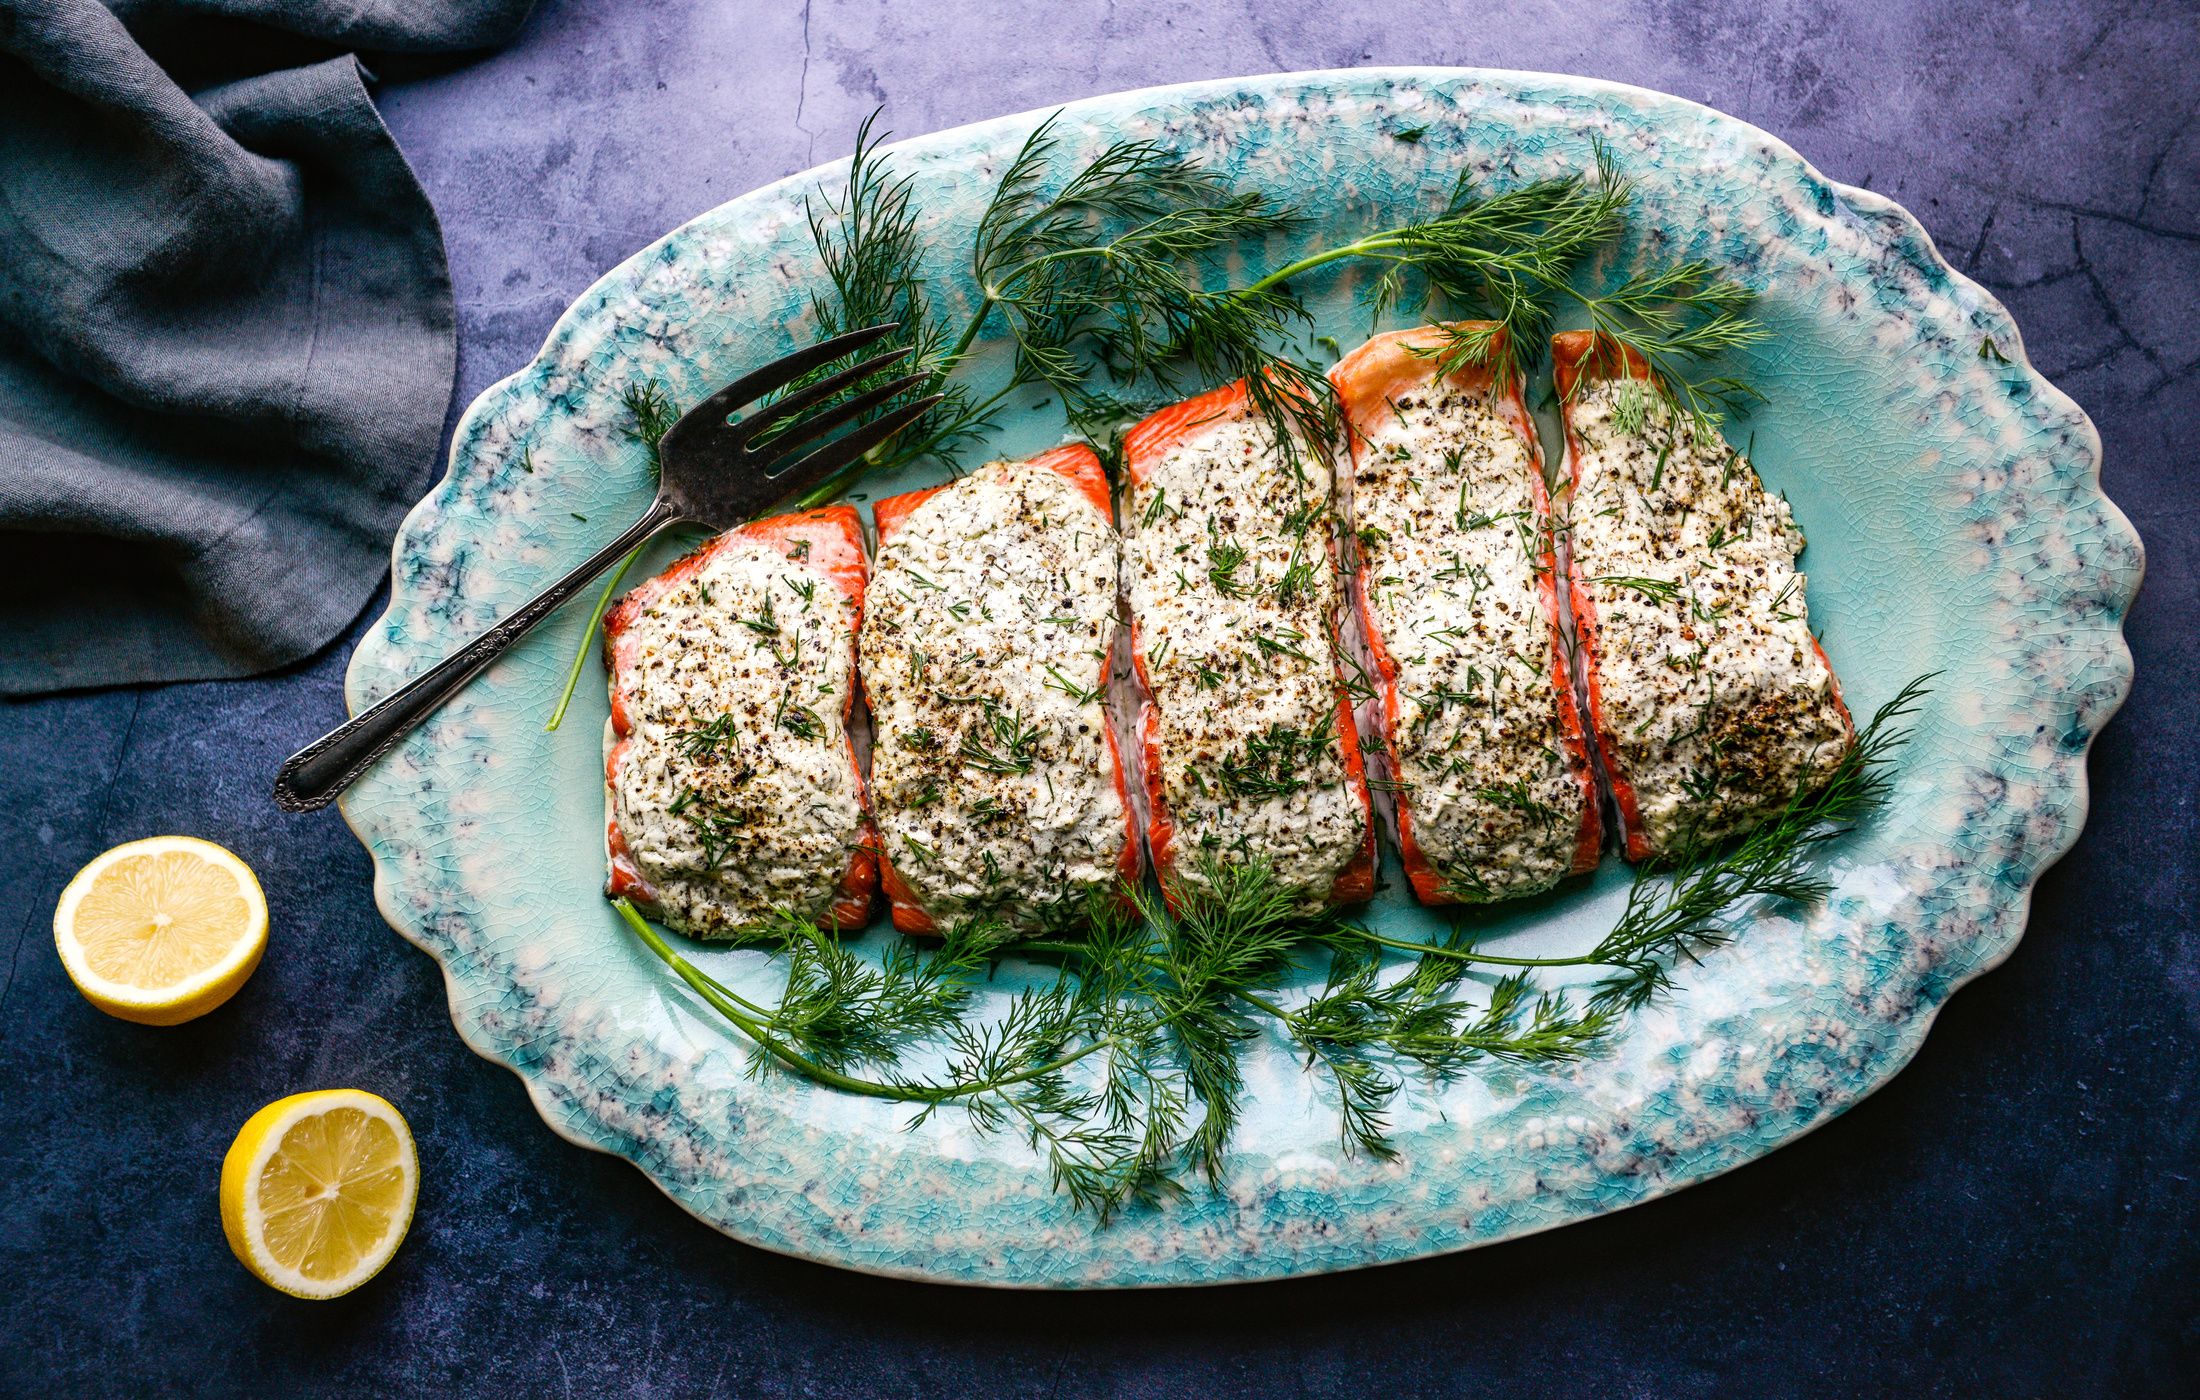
[273,322,938,812]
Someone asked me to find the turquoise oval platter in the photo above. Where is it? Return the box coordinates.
[339,68,2143,1287]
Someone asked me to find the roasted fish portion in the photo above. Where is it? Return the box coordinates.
[1555,330,1854,860]
[864,446,1139,933]
[602,506,877,936]
[1334,326,1600,903]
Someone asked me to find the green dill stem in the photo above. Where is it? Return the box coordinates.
[1225,985,1299,1022]
[657,936,781,1021]
[934,295,998,389]
[789,459,867,514]
[1010,938,1444,1028]
[917,243,1083,411]
[1240,236,1408,296]
[1347,926,1604,969]
[618,901,883,1093]
[544,544,643,731]
[619,900,1136,1104]
[923,240,1135,391]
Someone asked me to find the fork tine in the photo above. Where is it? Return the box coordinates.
[661,322,899,454]
[731,346,914,444]
[754,372,932,458]
[762,394,945,482]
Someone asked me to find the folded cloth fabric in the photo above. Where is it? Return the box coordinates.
[0,0,532,695]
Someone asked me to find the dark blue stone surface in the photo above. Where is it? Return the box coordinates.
[3,1,2194,1394]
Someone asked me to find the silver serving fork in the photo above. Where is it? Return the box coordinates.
[274,322,938,812]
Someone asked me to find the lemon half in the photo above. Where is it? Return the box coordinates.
[220,1090,419,1299]
[53,836,268,1025]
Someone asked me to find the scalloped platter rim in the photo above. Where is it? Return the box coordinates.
[339,68,2142,1288]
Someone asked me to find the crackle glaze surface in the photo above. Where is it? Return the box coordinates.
[339,69,2141,1287]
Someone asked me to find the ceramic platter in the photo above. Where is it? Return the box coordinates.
[341,69,2141,1287]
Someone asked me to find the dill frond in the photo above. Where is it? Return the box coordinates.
[785,112,982,506]
[620,381,679,467]
[618,667,1921,1216]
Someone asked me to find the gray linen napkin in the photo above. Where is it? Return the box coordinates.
[0,0,531,695]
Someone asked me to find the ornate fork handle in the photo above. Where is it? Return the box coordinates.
[273,501,680,812]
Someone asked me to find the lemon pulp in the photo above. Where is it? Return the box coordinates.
[72,848,253,989]
[257,1105,411,1282]
[54,836,268,1025]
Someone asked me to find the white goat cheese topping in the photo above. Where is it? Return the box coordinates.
[862,459,1127,928]
[1124,414,1366,904]
[609,539,864,936]
[1567,379,1851,853]
[1351,384,1589,900]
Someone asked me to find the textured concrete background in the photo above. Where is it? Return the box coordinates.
[4,1,2195,1394]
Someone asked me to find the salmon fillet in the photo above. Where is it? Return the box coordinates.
[1332,326,1601,903]
[863,445,1141,934]
[1554,330,1855,860]
[602,505,878,935]
[1120,381,1376,908]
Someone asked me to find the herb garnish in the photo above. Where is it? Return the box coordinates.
[1476,778,1562,832]
[676,713,742,761]
[1214,717,1336,798]
[667,787,745,872]
[1043,663,1104,706]
[1594,575,1682,605]
[1205,537,1250,596]
[958,704,1043,775]
[621,680,1926,1219]
[737,593,780,638]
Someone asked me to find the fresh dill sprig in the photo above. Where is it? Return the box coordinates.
[786,110,1309,503]
[621,382,679,465]
[1216,163,1626,390]
[967,117,1299,413]
[1610,378,1655,436]
[957,703,1043,775]
[1593,574,1682,605]
[621,663,1920,1214]
[736,592,779,639]
[1042,663,1104,706]
[622,850,1648,1220]
[1476,778,1563,832]
[1275,546,1319,606]
[1213,718,1335,799]
[667,787,746,872]
[781,113,980,509]
[733,909,995,1065]
[1204,536,1250,596]
[676,712,742,761]
[1263,942,1611,1157]
[1569,258,1768,436]
[773,694,824,740]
